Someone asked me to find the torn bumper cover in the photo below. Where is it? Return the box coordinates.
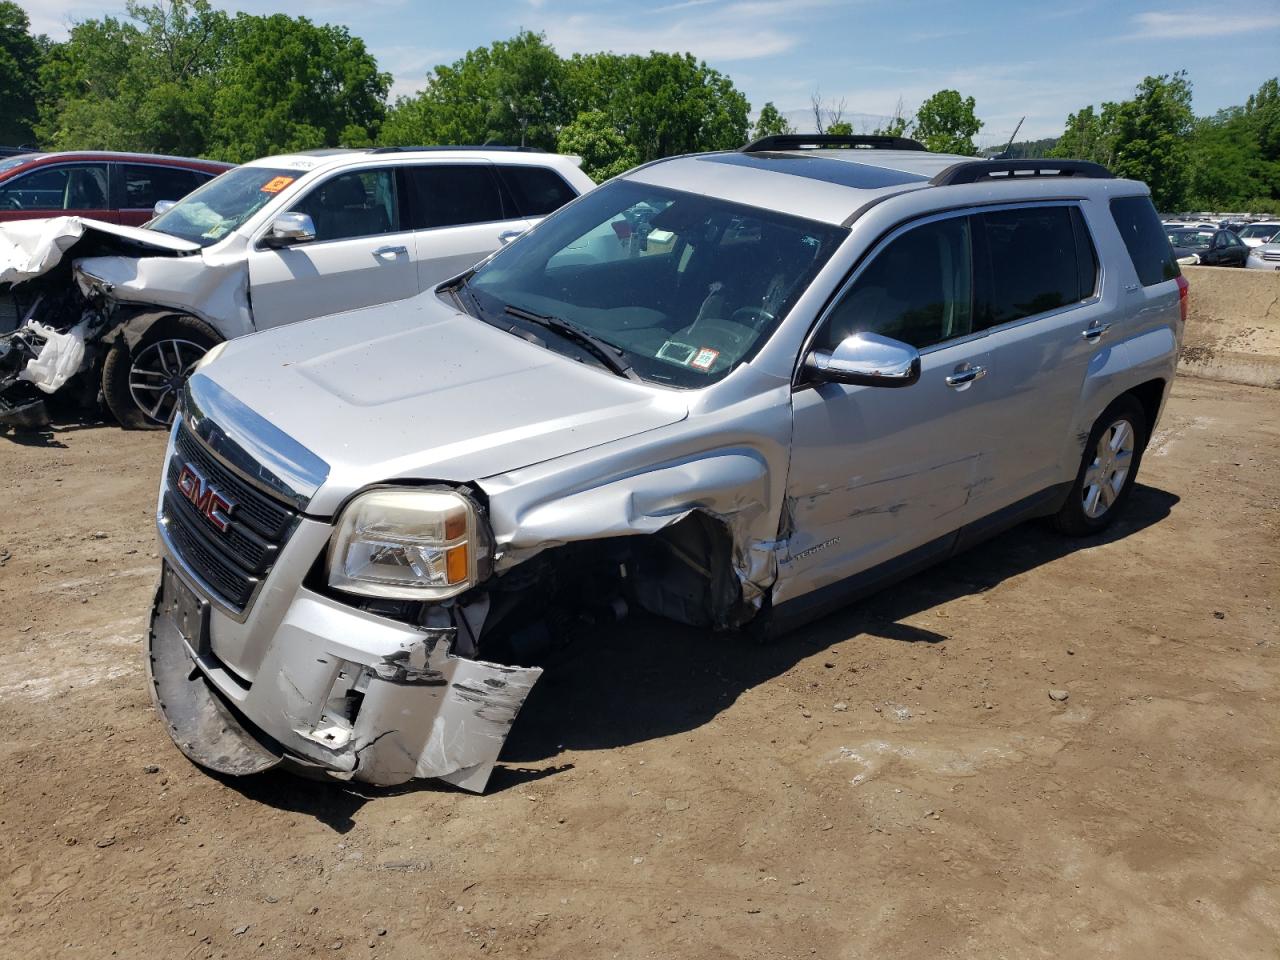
[148,565,542,792]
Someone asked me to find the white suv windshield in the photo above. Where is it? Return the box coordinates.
[461,181,846,387]
[1239,224,1279,239]
[149,166,298,246]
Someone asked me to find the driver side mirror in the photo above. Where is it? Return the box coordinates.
[261,212,317,249]
[152,199,176,217]
[804,332,921,388]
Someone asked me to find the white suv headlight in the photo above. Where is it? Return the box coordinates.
[327,488,486,600]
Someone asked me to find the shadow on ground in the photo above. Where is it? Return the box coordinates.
[223,483,1178,824]
[501,483,1180,763]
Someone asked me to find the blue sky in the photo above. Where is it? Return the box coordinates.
[25,0,1280,144]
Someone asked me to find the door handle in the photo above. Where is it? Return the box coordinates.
[945,364,987,387]
[373,245,407,259]
[1081,321,1113,342]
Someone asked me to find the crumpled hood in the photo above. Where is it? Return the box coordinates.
[0,216,199,285]
[203,293,689,515]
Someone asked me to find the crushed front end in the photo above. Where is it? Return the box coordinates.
[147,374,541,792]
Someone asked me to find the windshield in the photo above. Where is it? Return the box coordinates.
[1239,224,1280,240]
[148,166,298,246]
[1168,230,1213,250]
[461,181,846,387]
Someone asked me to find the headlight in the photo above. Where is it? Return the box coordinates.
[327,488,487,600]
[193,340,228,373]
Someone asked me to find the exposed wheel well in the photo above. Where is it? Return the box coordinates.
[1126,378,1166,444]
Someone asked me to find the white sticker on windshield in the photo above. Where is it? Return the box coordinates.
[690,348,720,371]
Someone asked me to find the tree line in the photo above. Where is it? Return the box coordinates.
[1050,72,1280,213]
[2,0,1277,211]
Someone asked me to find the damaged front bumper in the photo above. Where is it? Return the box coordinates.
[148,562,542,792]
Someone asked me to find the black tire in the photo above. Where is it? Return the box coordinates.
[1052,393,1148,537]
[102,315,221,430]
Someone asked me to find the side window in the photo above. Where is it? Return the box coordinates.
[0,163,108,211]
[497,165,578,217]
[404,164,505,229]
[123,164,208,209]
[1110,195,1179,287]
[976,206,1088,328]
[287,169,399,242]
[817,215,973,352]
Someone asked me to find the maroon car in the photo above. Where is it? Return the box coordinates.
[0,151,233,227]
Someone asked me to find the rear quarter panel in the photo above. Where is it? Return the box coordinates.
[1067,190,1180,459]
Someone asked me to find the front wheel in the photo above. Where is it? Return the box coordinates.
[1052,394,1148,537]
[102,315,220,429]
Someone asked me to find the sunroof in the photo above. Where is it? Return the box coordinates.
[699,151,929,189]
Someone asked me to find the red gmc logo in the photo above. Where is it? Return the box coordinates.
[176,463,234,533]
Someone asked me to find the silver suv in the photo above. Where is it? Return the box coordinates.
[148,135,1185,792]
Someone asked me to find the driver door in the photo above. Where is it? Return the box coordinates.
[245,167,418,330]
[781,213,1001,601]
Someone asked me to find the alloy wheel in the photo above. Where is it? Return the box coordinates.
[127,338,207,426]
[1082,417,1135,519]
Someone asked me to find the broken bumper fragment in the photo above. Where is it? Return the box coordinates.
[147,563,542,792]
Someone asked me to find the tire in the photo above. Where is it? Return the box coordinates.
[1052,393,1148,537]
[102,315,221,430]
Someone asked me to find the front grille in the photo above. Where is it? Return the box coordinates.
[160,420,301,614]
[1261,251,1280,262]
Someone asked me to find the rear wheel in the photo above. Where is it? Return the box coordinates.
[102,315,220,429]
[1053,394,1147,536]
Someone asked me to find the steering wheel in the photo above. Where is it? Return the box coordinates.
[0,197,22,211]
[730,307,775,331]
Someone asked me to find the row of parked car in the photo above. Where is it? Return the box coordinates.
[1160,215,1280,270]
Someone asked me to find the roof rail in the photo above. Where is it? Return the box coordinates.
[369,144,545,154]
[931,158,1113,186]
[741,134,927,153]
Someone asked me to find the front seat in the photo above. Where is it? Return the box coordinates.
[65,169,106,210]
[313,177,390,240]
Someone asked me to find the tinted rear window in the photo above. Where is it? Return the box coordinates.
[498,165,578,217]
[1111,195,1179,287]
[123,164,210,209]
[977,206,1092,327]
[404,164,505,229]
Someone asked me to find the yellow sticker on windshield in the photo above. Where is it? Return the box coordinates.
[260,176,295,194]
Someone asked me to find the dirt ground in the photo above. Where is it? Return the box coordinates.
[0,376,1277,959]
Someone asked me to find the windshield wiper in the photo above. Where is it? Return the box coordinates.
[503,305,641,382]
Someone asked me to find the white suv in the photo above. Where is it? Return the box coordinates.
[1,147,593,427]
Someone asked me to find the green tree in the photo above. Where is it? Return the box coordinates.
[913,89,982,155]
[1052,104,1116,164]
[1185,109,1267,209]
[1108,73,1195,210]
[38,0,229,155]
[0,2,45,145]
[591,51,748,162]
[751,101,793,140]
[557,109,637,181]
[209,13,388,161]
[381,32,565,149]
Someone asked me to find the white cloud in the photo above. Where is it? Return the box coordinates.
[1131,12,1280,39]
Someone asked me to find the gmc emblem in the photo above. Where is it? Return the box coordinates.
[176,463,234,533]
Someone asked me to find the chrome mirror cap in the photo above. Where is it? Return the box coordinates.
[804,332,921,388]
[262,212,317,248]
